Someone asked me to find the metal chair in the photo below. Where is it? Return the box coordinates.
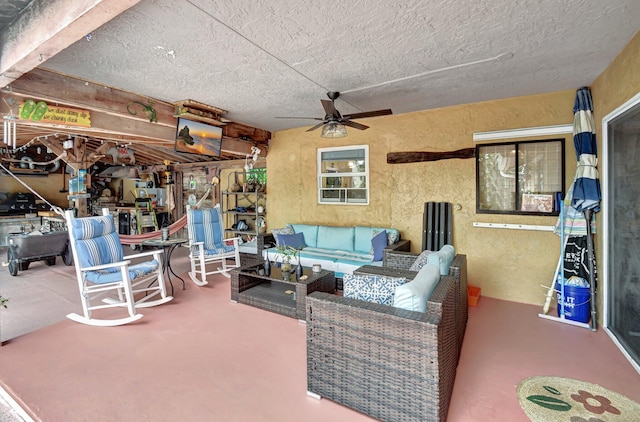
[65,208,173,326]
[186,204,241,285]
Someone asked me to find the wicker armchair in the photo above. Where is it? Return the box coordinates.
[306,273,460,422]
[355,252,468,356]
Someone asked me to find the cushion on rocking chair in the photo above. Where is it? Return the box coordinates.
[187,206,229,251]
[190,245,235,257]
[71,214,160,284]
[84,260,160,284]
[71,215,124,266]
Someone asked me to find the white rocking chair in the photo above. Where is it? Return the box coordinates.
[186,204,241,285]
[65,208,173,326]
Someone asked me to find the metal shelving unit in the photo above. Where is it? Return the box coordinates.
[222,171,266,239]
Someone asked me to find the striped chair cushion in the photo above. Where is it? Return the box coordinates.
[72,215,124,270]
[187,206,235,255]
[85,260,160,284]
[72,215,161,284]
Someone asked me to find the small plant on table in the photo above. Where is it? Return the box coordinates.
[275,245,298,272]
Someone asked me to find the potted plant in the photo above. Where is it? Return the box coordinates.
[245,173,258,192]
[275,245,298,272]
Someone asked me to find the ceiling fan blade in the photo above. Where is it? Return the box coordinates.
[321,99,340,118]
[343,109,393,120]
[275,116,323,120]
[306,122,326,132]
[343,120,369,131]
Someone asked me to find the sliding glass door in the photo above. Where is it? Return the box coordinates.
[603,93,640,373]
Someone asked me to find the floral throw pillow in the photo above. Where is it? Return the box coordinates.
[386,230,399,245]
[271,226,294,246]
[409,249,433,272]
[372,229,399,247]
[343,273,406,306]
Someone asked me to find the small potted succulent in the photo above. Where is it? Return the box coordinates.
[245,174,257,192]
[275,245,298,272]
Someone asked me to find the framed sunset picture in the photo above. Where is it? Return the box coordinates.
[175,117,222,157]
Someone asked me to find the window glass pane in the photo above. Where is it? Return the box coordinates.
[320,188,342,202]
[318,146,368,205]
[347,189,368,202]
[320,149,366,174]
[477,144,516,211]
[476,139,564,214]
[518,142,562,213]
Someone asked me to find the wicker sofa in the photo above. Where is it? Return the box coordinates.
[306,254,467,422]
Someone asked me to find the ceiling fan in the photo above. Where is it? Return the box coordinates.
[277,91,392,135]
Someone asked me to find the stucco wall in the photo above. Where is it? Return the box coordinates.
[592,31,640,118]
[267,90,578,305]
[266,30,640,306]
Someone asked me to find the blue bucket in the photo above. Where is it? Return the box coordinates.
[556,283,591,323]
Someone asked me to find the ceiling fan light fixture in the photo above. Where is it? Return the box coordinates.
[321,122,347,138]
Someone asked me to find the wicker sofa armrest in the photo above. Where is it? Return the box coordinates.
[382,239,411,264]
[383,249,419,269]
[449,254,468,351]
[306,275,458,422]
[385,238,411,252]
[353,265,418,280]
[356,254,468,357]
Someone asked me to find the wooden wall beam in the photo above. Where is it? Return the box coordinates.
[387,148,476,164]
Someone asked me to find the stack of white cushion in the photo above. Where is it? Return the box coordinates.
[393,264,441,312]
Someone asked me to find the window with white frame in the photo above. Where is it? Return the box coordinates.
[317,145,369,204]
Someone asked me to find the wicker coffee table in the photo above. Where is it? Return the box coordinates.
[230,264,335,321]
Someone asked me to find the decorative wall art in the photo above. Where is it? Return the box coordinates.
[174,117,222,158]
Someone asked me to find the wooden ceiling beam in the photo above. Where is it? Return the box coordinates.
[3,68,176,126]
[173,157,265,171]
[0,0,142,87]
[223,121,271,144]
[1,68,271,165]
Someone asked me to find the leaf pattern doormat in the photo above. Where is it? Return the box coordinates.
[517,376,640,421]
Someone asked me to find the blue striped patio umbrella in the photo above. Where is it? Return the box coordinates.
[571,87,601,214]
[569,87,601,330]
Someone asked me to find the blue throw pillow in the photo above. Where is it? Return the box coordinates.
[277,232,306,249]
[371,229,387,261]
[271,226,294,246]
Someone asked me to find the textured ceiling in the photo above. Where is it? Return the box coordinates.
[38,0,640,132]
[3,0,640,135]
